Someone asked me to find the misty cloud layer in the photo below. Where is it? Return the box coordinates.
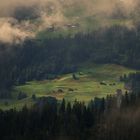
[0,18,34,44]
[0,0,138,17]
[0,0,140,44]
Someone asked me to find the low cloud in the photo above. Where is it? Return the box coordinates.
[0,0,140,44]
[0,18,34,44]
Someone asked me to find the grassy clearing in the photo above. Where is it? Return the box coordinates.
[0,98,33,110]
[0,64,136,110]
[0,5,137,110]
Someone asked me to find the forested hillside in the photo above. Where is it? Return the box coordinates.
[0,0,140,139]
[1,24,140,92]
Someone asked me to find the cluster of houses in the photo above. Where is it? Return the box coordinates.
[64,23,80,29]
[46,23,80,32]
[100,81,116,86]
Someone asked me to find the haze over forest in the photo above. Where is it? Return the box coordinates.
[0,0,140,44]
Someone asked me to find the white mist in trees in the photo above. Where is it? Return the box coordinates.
[0,0,140,44]
[0,0,139,19]
[0,19,34,44]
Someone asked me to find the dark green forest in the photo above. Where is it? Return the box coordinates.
[0,23,140,139]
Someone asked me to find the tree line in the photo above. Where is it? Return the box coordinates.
[0,73,140,140]
[0,85,140,140]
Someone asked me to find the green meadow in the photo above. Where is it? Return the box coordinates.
[0,64,136,110]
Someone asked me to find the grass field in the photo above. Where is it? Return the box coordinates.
[0,64,137,110]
